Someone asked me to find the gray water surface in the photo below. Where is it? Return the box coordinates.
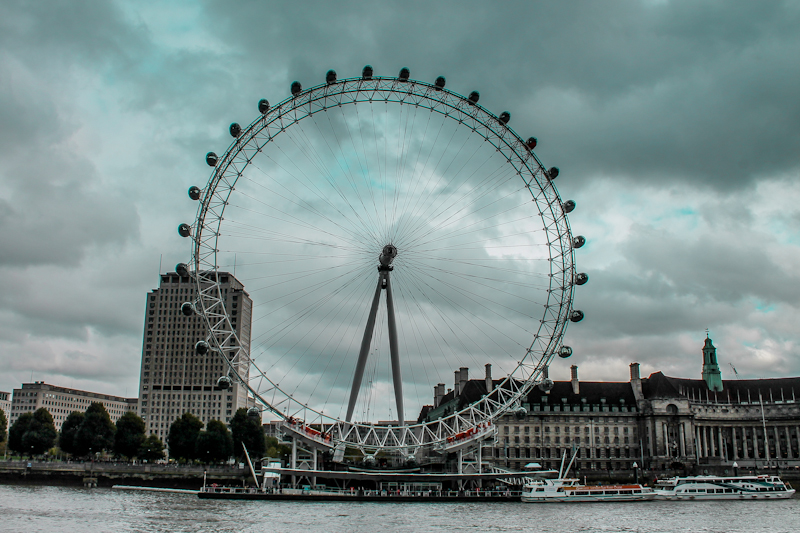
[1,485,798,533]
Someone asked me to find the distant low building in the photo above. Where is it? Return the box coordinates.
[0,390,11,430]
[8,382,138,431]
[421,337,800,473]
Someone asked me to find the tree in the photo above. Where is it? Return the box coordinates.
[59,412,84,456]
[167,412,203,461]
[8,412,33,454]
[196,419,234,463]
[229,408,266,460]
[9,409,57,455]
[139,434,165,462]
[75,402,116,456]
[0,407,7,445]
[24,409,58,455]
[114,411,146,459]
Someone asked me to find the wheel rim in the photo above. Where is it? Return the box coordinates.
[187,73,577,453]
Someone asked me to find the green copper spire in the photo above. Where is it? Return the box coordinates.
[701,335,723,392]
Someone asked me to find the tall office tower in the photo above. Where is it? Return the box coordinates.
[137,271,253,441]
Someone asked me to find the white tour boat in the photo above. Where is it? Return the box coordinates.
[655,474,795,500]
[521,451,655,503]
[521,478,657,503]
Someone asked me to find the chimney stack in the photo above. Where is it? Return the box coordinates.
[454,370,461,396]
[434,383,445,407]
[459,367,469,395]
[571,365,579,394]
[485,364,493,394]
[630,362,640,381]
[630,362,643,401]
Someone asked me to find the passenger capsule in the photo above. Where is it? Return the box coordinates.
[175,262,190,278]
[178,224,192,238]
[562,200,576,213]
[548,167,560,180]
[570,310,585,323]
[247,406,260,418]
[206,152,218,167]
[499,111,510,125]
[398,67,410,80]
[362,65,374,79]
[229,123,242,138]
[526,137,538,150]
[364,455,376,466]
[258,98,270,114]
[573,235,586,249]
[216,375,232,390]
[434,76,446,89]
[326,69,337,84]
[558,346,573,358]
[181,302,194,316]
[195,340,210,355]
[575,273,589,285]
[538,378,554,392]
[514,406,528,420]
[468,91,480,104]
[291,81,302,95]
[188,186,201,201]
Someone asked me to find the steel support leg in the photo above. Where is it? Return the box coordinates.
[346,274,384,422]
[385,272,404,425]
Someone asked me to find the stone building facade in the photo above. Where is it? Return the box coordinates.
[422,337,800,473]
[7,382,137,431]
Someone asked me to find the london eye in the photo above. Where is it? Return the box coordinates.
[178,66,586,459]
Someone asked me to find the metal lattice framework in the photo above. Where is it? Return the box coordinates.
[184,71,580,454]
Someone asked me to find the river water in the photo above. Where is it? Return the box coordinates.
[1,485,798,533]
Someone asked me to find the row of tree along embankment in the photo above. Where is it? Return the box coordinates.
[0,461,253,489]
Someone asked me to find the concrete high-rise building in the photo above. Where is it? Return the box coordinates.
[137,271,253,441]
[8,382,137,431]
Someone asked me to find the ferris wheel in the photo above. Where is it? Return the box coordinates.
[178,66,586,457]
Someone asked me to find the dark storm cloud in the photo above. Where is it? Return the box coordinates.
[204,0,800,190]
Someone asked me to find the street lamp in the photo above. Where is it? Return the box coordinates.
[633,462,639,485]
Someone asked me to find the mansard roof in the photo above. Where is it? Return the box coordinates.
[524,380,637,405]
[641,371,684,399]
[652,373,800,404]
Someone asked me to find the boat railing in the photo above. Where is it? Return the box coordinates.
[200,485,522,498]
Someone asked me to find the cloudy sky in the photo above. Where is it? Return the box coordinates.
[1,0,799,409]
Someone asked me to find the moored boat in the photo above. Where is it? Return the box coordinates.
[655,474,795,500]
[521,478,656,502]
[521,449,655,503]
